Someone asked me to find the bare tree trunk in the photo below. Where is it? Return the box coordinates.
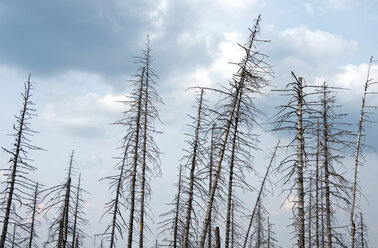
[173,166,183,248]
[127,67,145,248]
[208,125,215,248]
[296,77,305,248]
[360,213,365,248]
[28,183,39,248]
[322,83,333,248]
[72,175,81,248]
[109,148,127,248]
[315,120,320,248]
[139,46,151,248]
[225,105,240,248]
[350,56,373,248]
[62,151,74,248]
[267,218,271,248]
[0,75,32,248]
[215,227,221,248]
[183,89,204,248]
[243,142,279,248]
[308,179,312,248]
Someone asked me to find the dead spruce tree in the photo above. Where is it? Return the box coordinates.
[350,56,376,248]
[26,183,41,248]
[158,164,185,247]
[70,174,88,248]
[42,150,82,248]
[199,15,272,247]
[0,75,42,248]
[181,88,211,248]
[103,36,162,248]
[243,142,279,248]
[101,139,131,247]
[316,82,352,247]
[271,73,317,248]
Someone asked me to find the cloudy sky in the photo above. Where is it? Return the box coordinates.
[0,0,377,247]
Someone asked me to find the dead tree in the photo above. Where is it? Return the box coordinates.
[271,73,317,248]
[182,89,208,248]
[317,82,352,247]
[138,36,162,248]
[158,164,184,248]
[0,75,42,248]
[27,183,41,248]
[199,14,272,247]
[71,174,88,248]
[350,56,376,248]
[42,150,78,248]
[101,142,129,247]
[243,142,279,248]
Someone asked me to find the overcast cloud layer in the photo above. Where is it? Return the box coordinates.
[0,0,377,246]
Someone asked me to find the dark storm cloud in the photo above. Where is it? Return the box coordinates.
[0,1,152,77]
[0,0,220,85]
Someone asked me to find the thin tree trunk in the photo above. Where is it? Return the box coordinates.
[243,142,279,248]
[267,218,271,248]
[183,89,204,248]
[208,126,215,248]
[173,165,183,248]
[350,56,373,248]
[308,179,312,248]
[139,46,151,248]
[322,83,333,248]
[296,77,305,248]
[127,67,145,248]
[315,120,320,248]
[72,175,81,248]
[62,151,74,248]
[109,147,127,248]
[28,183,39,248]
[0,75,32,248]
[215,227,221,248]
[225,104,240,248]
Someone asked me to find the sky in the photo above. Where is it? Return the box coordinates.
[0,0,378,247]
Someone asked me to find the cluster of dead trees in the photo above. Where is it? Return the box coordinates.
[0,15,376,248]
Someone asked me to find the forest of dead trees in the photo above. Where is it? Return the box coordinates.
[0,15,376,248]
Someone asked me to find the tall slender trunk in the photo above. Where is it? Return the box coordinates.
[11,224,15,248]
[109,147,127,248]
[173,166,183,248]
[267,218,271,248]
[322,83,333,248]
[360,213,365,248]
[199,15,261,247]
[28,183,39,248]
[215,227,220,248]
[350,56,373,248]
[139,48,151,248]
[207,126,215,248]
[62,151,74,248]
[296,77,305,248]
[225,101,240,248]
[183,89,204,248]
[0,75,32,248]
[308,179,312,248]
[72,175,81,248]
[243,142,279,248]
[315,120,320,248]
[127,67,145,248]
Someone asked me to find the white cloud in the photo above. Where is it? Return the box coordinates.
[278,26,358,63]
[332,61,378,103]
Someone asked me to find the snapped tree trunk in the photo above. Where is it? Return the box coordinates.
[28,183,39,248]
